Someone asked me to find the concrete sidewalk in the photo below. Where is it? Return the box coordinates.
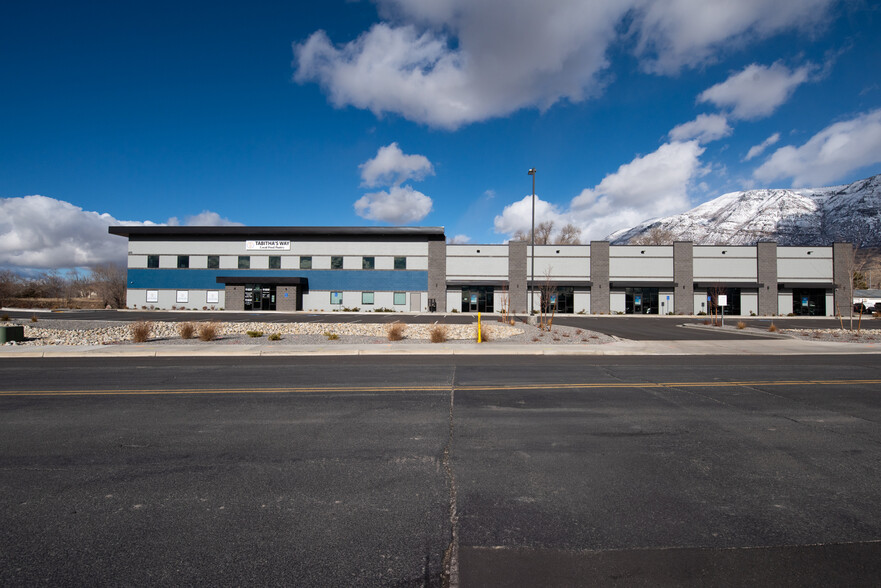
[2,338,879,357]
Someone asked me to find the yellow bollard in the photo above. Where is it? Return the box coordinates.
[478,312,482,343]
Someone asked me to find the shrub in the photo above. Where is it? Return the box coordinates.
[428,324,448,343]
[477,326,490,342]
[247,330,264,338]
[451,308,458,313]
[30,314,38,323]
[736,321,746,330]
[768,323,778,333]
[198,322,219,341]
[374,307,395,313]
[268,333,282,341]
[1,314,9,322]
[386,322,406,341]
[131,321,152,343]
[179,322,195,339]
[324,331,339,340]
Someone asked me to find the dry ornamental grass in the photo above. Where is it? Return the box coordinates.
[178,322,195,339]
[198,322,219,341]
[428,324,448,343]
[386,322,406,341]
[131,321,152,343]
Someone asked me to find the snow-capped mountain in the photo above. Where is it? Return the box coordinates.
[607,174,881,246]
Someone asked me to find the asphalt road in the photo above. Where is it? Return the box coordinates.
[3,356,881,586]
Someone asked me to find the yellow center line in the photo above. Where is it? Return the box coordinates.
[1,379,880,397]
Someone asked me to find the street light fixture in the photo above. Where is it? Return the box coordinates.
[528,168,536,317]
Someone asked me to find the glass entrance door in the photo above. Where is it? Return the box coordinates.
[461,287,494,313]
[625,288,659,314]
[244,285,277,311]
[792,288,826,316]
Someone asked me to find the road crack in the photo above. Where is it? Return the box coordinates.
[441,366,459,588]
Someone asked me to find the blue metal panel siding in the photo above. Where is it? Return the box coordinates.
[127,269,428,291]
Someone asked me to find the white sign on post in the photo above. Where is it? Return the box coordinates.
[717,294,727,306]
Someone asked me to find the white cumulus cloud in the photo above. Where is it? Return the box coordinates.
[168,210,244,227]
[359,142,434,187]
[495,141,707,242]
[0,195,241,271]
[0,196,144,270]
[354,185,433,224]
[294,0,835,129]
[493,195,570,238]
[698,61,813,120]
[669,114,732,144]
[569,141,707,238]
[448,234,471,244]
[631,0,833,73]
[744,132,781,161]
[753,109,881,187]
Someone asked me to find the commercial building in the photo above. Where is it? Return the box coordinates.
[108,226,853,316]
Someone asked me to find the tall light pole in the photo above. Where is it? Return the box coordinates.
[528,168,536,317]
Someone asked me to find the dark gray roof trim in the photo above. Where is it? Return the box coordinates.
[109,226,445,239]
[778,282,834,289]
[526,280,593,288]
[610,281,677,288]
[216,276,308,285]
[694,282,764,289]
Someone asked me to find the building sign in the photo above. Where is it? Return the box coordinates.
[246,240,290,251]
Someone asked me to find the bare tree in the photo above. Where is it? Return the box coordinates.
[0,270,21,308]
[629,227,676,245]
[91,264,127,308]
[557,223,582,244]
[539,268,558,331]
[513,221,582,245]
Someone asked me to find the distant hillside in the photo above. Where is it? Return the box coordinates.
[607,174,881,247]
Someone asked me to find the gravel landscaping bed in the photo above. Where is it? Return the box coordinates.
[782,328,881,343]
[4,319,618,346]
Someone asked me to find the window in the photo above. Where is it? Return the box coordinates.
[362,256,375,270]
[362,292,374,305]
[394,256,406,270]
[177,255,189,269]
[207,255,219,269]
[206,290,219,304]
[269,256,281,269]
[300,256,312,270]
[146,290,159,303]
[176,290,189,304]
[238,255,250,269]
[330,291,343,305]
[147,255,159,269]
[394,292,406,305]
[331,256,343,269]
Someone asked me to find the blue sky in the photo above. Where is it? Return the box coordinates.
[2,0,880,270]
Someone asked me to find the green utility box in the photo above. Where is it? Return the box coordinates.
[0,325,25,344]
